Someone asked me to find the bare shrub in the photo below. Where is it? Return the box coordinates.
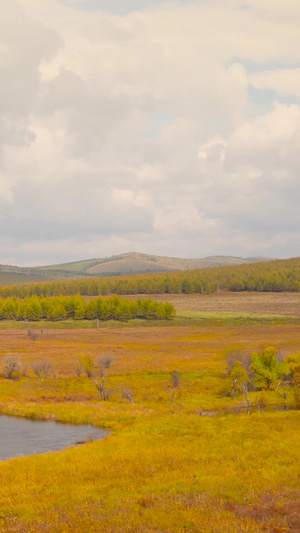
[256,392,268,412]
[2,356,22,379]
[122,387,135,404]
[94,376,114,401]
[171,371,181,388]
[22,364,29,377]
[75,432,98,445]
[31,359,52,378]
[242,383,251,414]
[293,373,300,409]
[97,353,114,369]
[92,352,116,400]
[27,328,38,342]
[75,364,82,377]
[169,371,183,409]
[226,349,251,373]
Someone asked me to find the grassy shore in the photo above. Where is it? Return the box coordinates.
[0,310,299,331]
[0,313,300,532]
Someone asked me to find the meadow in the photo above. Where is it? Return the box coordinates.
[0,292,300,532]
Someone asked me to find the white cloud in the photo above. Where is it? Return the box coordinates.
[0,0,299,264]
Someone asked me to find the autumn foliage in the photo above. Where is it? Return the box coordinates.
[0,257,299,299]
[0,295,175,322]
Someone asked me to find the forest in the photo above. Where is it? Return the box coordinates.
[0,257,298,299]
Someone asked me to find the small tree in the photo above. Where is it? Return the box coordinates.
[78,355,95,378]
[23,298,43,321]
[47,303,67,321]
[285,352,300,377]
[293,372,300,409]
[229,361,249,399]
[94,353,115,400]
[94,375,113,401]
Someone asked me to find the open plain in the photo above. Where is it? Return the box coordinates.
[122,291,300,316]
[0,292,300,532]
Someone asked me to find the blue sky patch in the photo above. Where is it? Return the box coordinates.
[230,57,300,73]
[140,112,173,139]
[63,0,181,16]
[248,85,300,107]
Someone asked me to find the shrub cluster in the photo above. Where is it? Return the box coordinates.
[0,295,175,322]
[226,347,300,409]
[1,356,52,379]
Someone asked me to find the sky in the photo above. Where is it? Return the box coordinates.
[0,0,300,266]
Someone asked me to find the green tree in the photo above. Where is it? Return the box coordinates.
[285,352,300,377]
[74,297,87,320]
[85,299,99,319]
[114,300,132,321]
[293,372,300,409]
[164,302,176,319]
[98,300,111,320]
[181,279,194,294]
[23,297,43,321]
[229,361,249,399]
[250,346,289,390]
[47,302,67,321]
[0,298,18,320]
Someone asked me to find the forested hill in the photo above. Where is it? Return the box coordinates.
[37,252,272,276]
[0,252,272,285]
[0,257,298,298]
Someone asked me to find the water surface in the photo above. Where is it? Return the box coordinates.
[0,415,108,461]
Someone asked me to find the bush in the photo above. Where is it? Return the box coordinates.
[27,328,38,342]
[31,359,52,378]
[78,355,95,378]
[171,371,181,389]
[97,353,114,369]
[94,376,114,401]
[2,355,22,379]
[122,388,134,404]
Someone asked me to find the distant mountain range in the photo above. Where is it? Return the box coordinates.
[0,252,274,285]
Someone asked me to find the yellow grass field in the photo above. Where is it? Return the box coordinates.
[0,293,300,532]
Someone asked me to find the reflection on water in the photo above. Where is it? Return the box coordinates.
[0,415,109,461]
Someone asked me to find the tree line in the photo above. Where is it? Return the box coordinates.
[0,257,299,298]
[0,295,176,322]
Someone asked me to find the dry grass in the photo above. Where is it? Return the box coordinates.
[0,295,300,532]
[1,323,300,376]
[122,291,300,316]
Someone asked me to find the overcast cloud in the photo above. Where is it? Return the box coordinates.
[0,0,299,265]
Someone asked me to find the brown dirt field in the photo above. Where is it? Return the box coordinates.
[122,291,300,316]
[1,323,300,376]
